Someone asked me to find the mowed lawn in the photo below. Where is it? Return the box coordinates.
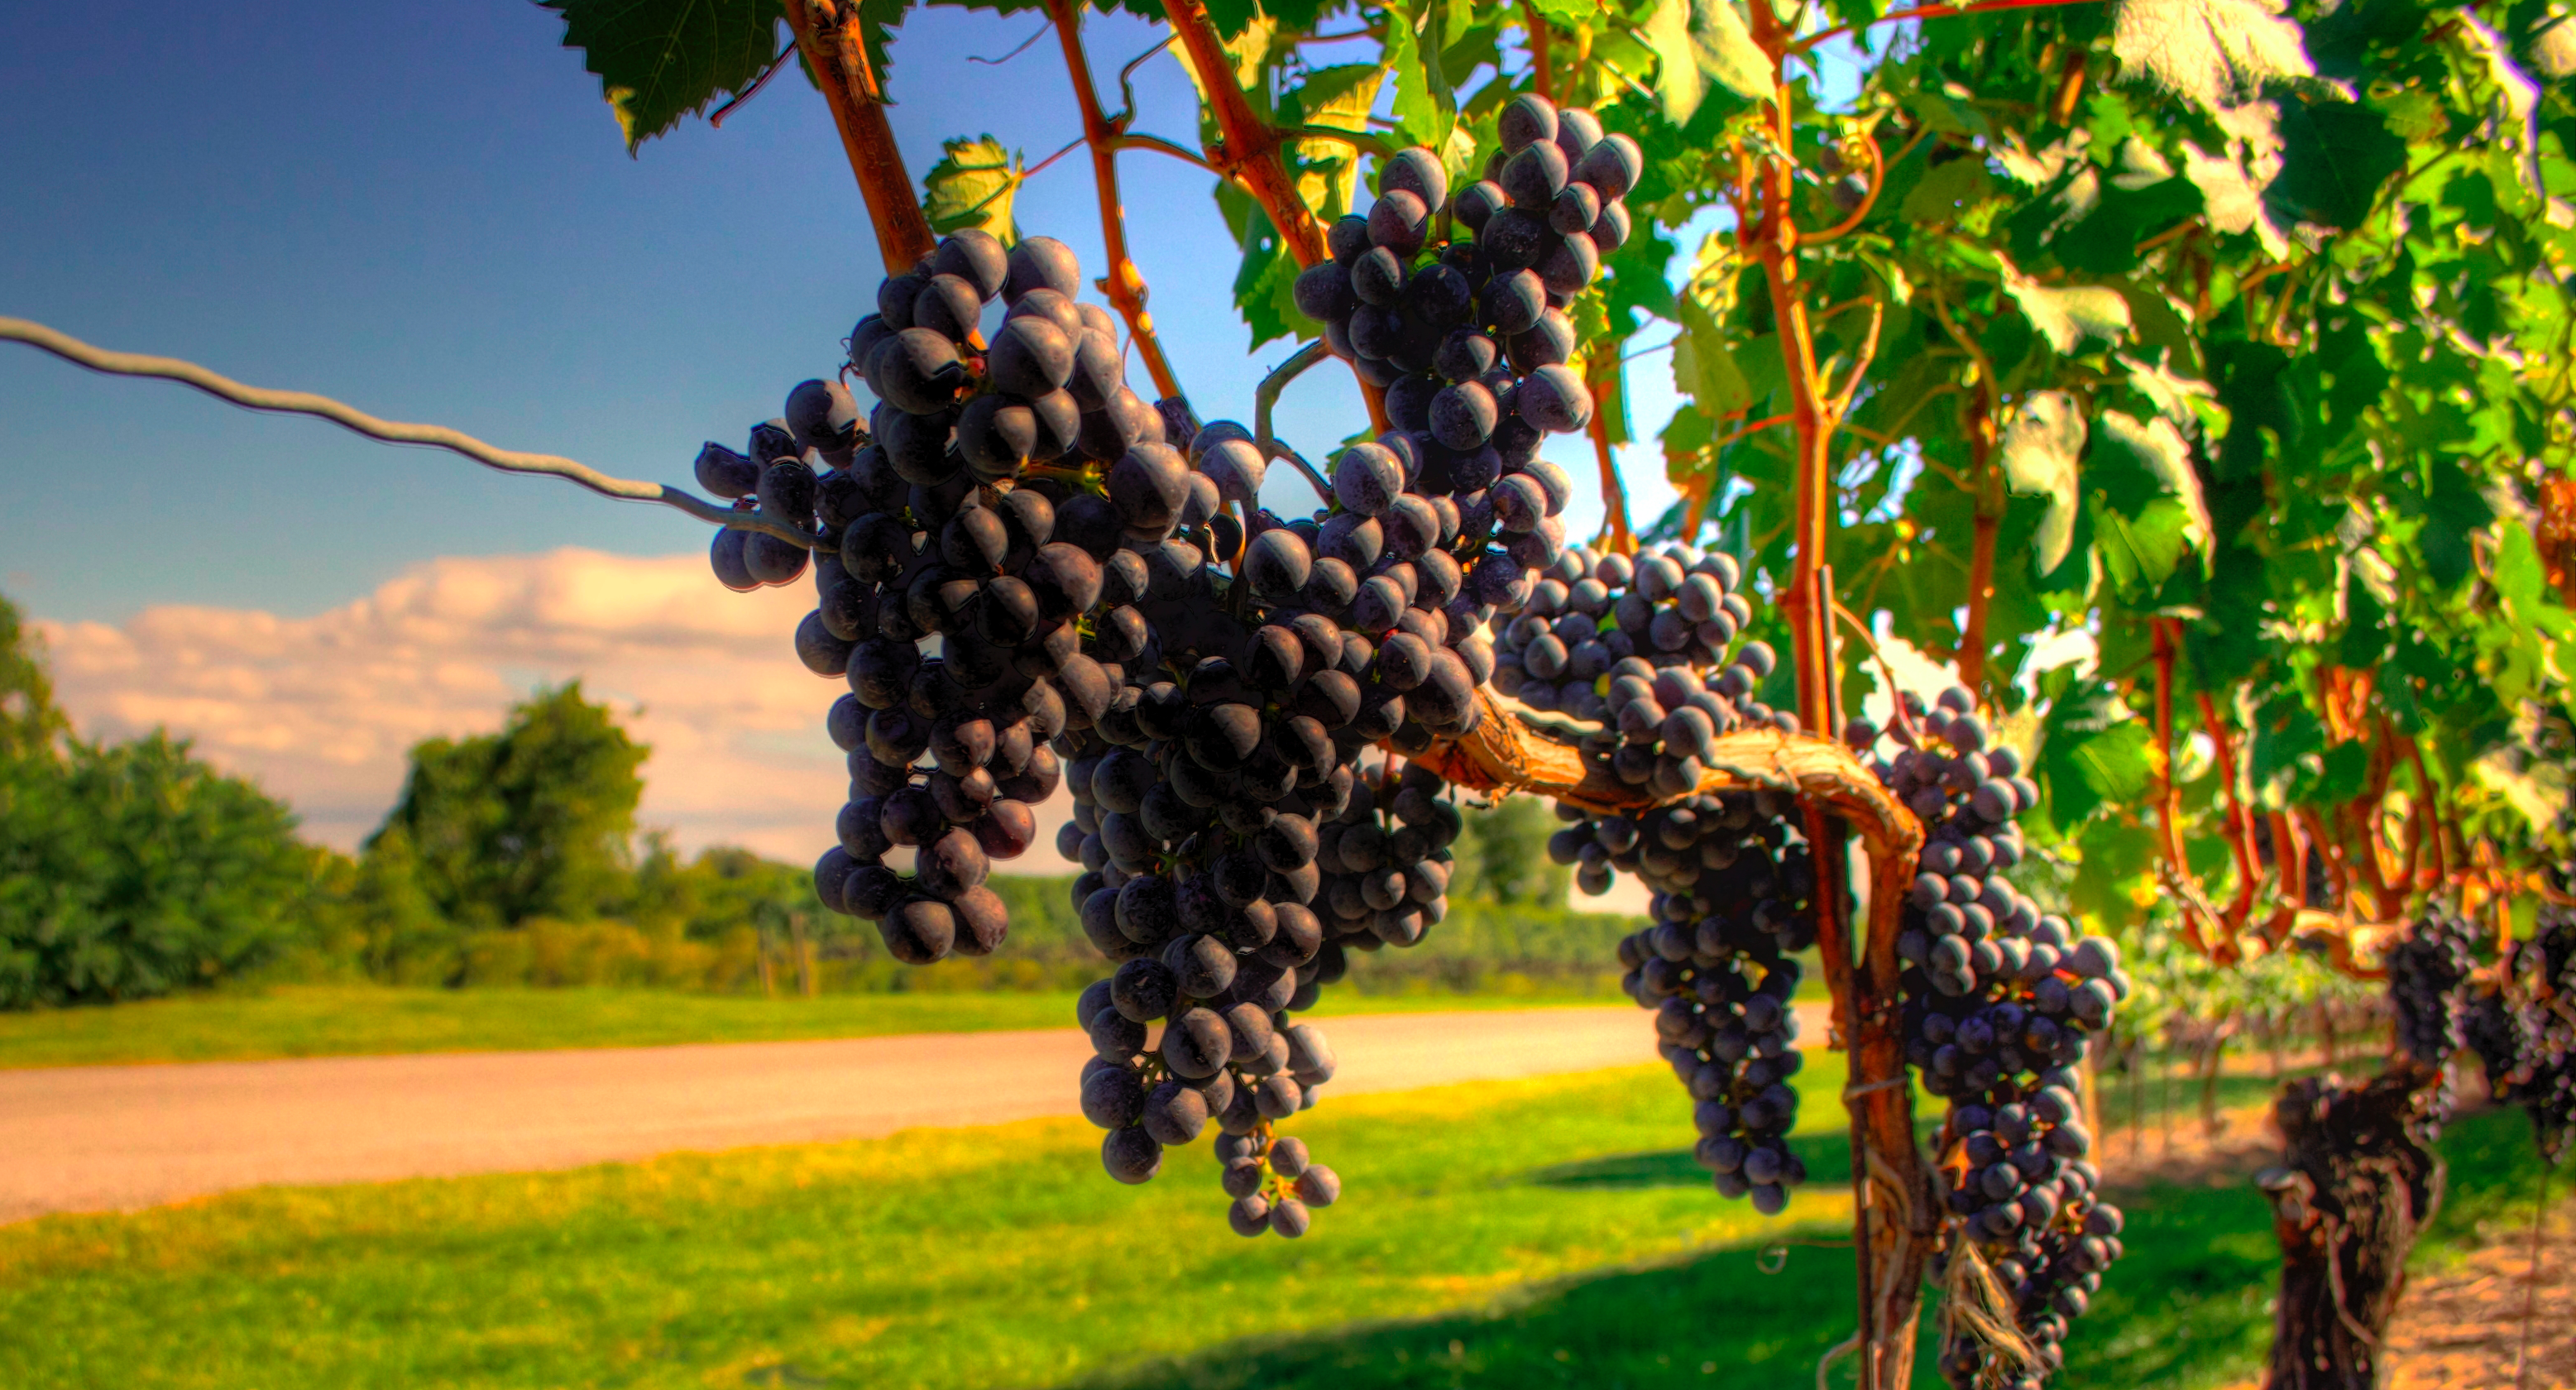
[0,1051,2550,1390]
[0,1063,1869,1390]
[0,985,1623,1070]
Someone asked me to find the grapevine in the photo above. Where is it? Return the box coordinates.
[5,0,2570,1379]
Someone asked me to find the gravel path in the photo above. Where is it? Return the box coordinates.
[1,1004,1808,1222]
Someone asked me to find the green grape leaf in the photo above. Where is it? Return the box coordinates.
[2108,0,2315,117]
[1380,1,1456,151]
[1663,405,1716,483]
[2418,455,2496,590]
[2117,285,2203,375]
[2045,716,2156,827]
[2052,175,2204,275]
[2091,410,2213,540]
[1640,0,1771,128]
[1898,157,1996,225]
[1226,205,1312,349]
[2300,0,2425,81]
[544,0,785,152]
[2096,498,2199,592]
[2090,410,2213,590]
[2004,267,2132,355]
[2336,567,2388,667]
[921,136,1023,244]
[1999,391,2088,573]
[2266,96,2406,230]
[1675,293,1755,418]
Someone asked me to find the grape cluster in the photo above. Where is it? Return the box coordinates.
[701,98,1661,1229]
[1074,956,1343,1238]
[1854,688,2128,1389]
[691,229,1207,965]
[1314,758,1462,950]
[1012,121,1673,1225]
[1479,536,1821,1213]
[2467,901,2576,1163]
[1494,543,1796,798]
[2387,902,2479,1067]
[1932,1165,2128,1390]
[850,230,1169,488]
[1291,98,1643,571]
[1063,743,1456,1233]
[698,383,863,592]
[1593,796,1815,1214]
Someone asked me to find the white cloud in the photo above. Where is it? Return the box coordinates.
[33,548,1082,872]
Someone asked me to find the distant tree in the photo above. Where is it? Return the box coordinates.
[1450,797,1569,910]
[338,822,464,985]
[369,683,647,929]
[0,592,323,1008]
[0,739,321,1008]
[0,595,66,761]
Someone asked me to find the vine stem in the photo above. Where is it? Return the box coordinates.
[2197,688,2267,927]
[1521,0,1556,101]
[2151,618,2226,957]
[1737,0,1931,1378]
[1586,356,1633,554]
[783,0,936,274]
[1255,340,1335,501]
[0,315,820,546]
[1161,0,1326,269]
[1046,0,1185,405]
[1160,0,1387,431]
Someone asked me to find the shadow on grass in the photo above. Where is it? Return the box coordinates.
[1071,1235,1935,1390]
[1065,1105,2545,1390]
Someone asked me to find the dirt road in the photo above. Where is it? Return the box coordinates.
[2,1004,1811,1222]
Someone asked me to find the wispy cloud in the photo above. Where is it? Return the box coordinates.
[32,549,922,863]
[28,548,1663,908]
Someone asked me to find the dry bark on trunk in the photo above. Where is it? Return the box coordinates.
[2257,1062,2448,1390]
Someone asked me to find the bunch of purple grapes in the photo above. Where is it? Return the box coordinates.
[692,93,1661,1233]
[1472,537,1817,1213]
[2387,901,2480,1068]
[1494,541,1789,801]
[2467,901,2576,1162]
[1291,93,1642,589]
[1849,687,2127,1389]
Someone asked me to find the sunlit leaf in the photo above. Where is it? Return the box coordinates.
[2003,267,2132,355]
[1675,293,1755,418]
[2109,0,2315,117]
[1640,0,1770,128]
[2179,135,2289,256]
[1898,158,1996,225]
[2000,391,2088,573]
[2092,410,2213,549]
[1381,0,1458,151]
[921,136,1023,244]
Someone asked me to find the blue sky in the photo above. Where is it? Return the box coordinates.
[0,0,1722,894]
[0,0,1687,625]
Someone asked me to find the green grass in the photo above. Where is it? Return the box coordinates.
[0,1062,1866,1390]
[2049,1101,2557,1390]
[0,1047,2550,1390]
[0,985,1622,1070]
